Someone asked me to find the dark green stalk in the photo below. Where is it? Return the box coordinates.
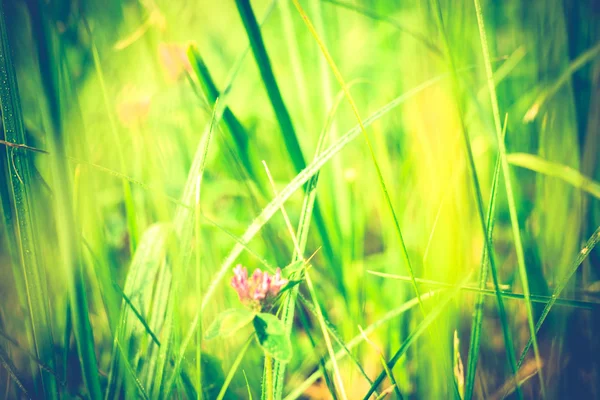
[234,0,339,295]
[0,3,58,399]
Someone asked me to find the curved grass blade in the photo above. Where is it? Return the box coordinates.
[366,271,597,310]
[359,326,403,400]
[515,225,600,372]
[523,41,600,122]
[472,0,545,394]
[161,98,220,398]
[507,153,600,200]
[296,304,339,400]
[104,223,171,399]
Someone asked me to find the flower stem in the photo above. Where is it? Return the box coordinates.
[265,355,274,400]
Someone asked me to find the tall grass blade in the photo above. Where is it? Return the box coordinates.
[523,41,600,122]
[0,4,58,398]
[216,336,253,400]
[291,0,426,318]
[262,161,348,399]
[161,98,220,398]
[234,0,338,293]
[272,81,368,399]
[464,122,502,400]
[472,0,545,394]
[430,0,523,397]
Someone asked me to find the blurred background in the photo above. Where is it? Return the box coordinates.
[0,0,599,398]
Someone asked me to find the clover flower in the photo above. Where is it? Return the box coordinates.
[231,265,288,309]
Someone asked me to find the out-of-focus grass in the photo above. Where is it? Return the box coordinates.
[0,0,599,399]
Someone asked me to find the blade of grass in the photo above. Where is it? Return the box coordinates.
[161,97,220,398]
[186,45,260,190]
[262,161,347,400]
[104,223,171,399]
[244,370,254,400]
[507,153,600,200]
[296,292,375,389]
[464,117,503,400]
[515,225,600,371]
[0,344,30,399]
[523,41,600,122]
[234,0,339,296]
[291,0,426,320]
[296,304,339,400]
[216,336,254,400]
[430,0,523,397]
[0,4,58,398]
[366,271,596,310]
[272,80,367,399]
[358,326,403,400]
[472,0,545,395]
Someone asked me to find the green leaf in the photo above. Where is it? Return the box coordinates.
[253,314,292,362]
[205,309,255,340]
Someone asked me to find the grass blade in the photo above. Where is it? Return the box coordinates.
[262,161,347,399]
[507,153,600,200]
[216,336,253,400]
[464,122,502,400]
[0,344,30,399]
[0,4,58,398]
[430,0,523,397]
[472,0,545,394]
[515,225,600,372]
[366,271,597,310]
[234,0,338,296]
[291,0,426,319]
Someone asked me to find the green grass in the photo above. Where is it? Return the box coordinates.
[0,0,599,399]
